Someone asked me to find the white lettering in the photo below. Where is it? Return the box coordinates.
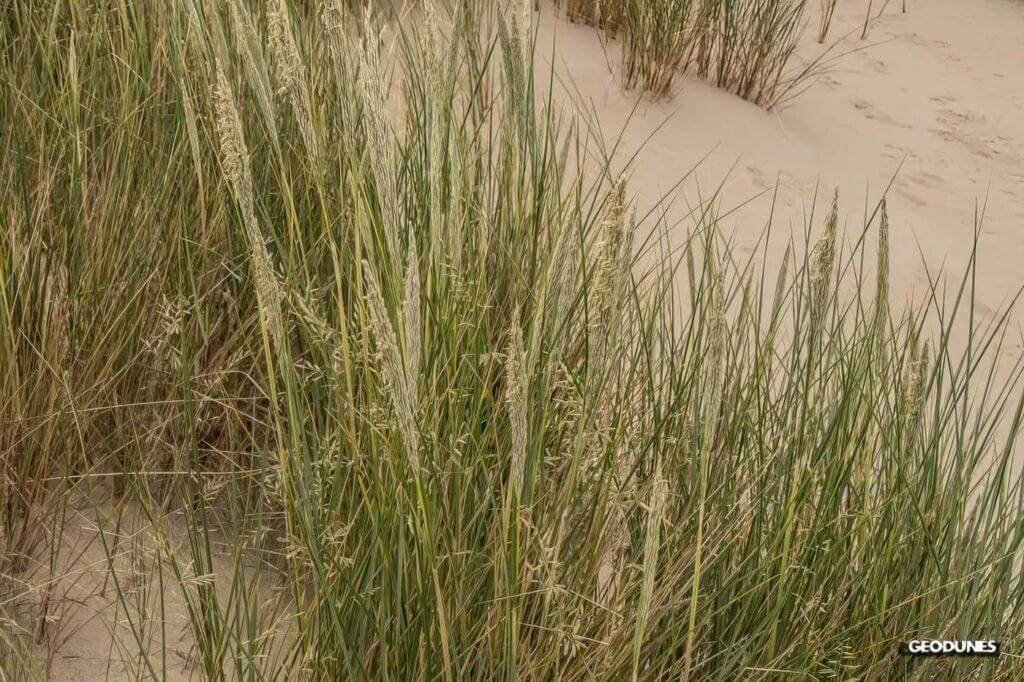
[903,639,999,657]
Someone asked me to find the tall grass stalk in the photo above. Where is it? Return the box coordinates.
[819,0,839,42]
[862,0,874,38]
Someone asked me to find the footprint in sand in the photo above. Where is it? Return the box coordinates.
[745,165,772,191]
[906,171,944,190]
[893,170,945,208]
[819,74,842,90]
[863,56,888,75]
[898,32,951,50]
[895,186,927,208]
[851,99,911,128]
[930,108,1002,160]
[883,143,918,161]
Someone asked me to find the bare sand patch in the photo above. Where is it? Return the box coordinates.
[537,0,1024,338]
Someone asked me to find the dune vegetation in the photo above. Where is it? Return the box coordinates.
[558,0,812,104]
[1,0,1023,678]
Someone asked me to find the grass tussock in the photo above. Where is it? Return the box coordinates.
[1,0,1023,678]
[621,0,694,95]
[558,0,812,106]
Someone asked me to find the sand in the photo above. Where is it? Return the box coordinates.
[537,0,1024,343]
[25,497,292,680]
[35,0,1024,677]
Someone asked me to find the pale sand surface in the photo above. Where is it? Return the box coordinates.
[538,0,1024,340]
[23,503,195,680]
[32,498,290,680]
[38,1,1024,677]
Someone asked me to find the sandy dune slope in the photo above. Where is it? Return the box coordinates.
[537,0,1024,337]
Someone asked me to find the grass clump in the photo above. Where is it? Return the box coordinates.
[1,0,1023,678]
[694,0,809,105]
[621,0,695,96]
[558,0,814,107]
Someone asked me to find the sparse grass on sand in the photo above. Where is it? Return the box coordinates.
[559,0,812,105]
[1,0,1023,678]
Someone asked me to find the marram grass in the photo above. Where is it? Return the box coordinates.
[558,0,812,105]
[1,0,1023,679]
